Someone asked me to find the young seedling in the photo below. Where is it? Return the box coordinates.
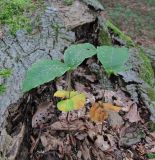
[89,45,129,133]
[22,43,96,122]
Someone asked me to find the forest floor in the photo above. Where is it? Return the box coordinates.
[1,1,155,160]
[101,0,155,50]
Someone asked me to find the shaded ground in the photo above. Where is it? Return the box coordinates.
[101,0,155,49]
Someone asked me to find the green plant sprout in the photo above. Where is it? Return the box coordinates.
[22,43,129,123]
[23,43,96,113]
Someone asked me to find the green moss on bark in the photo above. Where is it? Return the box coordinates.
[99,28,112,45]
[106,20,134,47]
[0,0,43,35]
[139,49,154,86]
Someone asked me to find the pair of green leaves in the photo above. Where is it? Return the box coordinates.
[22,43,96,92]
[22,43,129,92]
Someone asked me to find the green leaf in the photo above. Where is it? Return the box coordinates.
[57,99,74,112]
[64,43,97,69]
[97,46,129,75]
[22,60,70,92]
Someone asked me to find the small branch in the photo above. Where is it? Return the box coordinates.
[67,70,72,96]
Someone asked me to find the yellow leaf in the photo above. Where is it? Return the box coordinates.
[54,90,78,98]
[71,93,86,110]
[57,92,86,112]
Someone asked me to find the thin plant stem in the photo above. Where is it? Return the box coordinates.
[100,67,109,134]
[66,70,72,123]
[67,70,72,96]
[100,67,106,102]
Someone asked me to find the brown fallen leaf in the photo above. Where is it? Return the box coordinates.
[89,102,108,122]
[40,132,62,152]
[74,67,97,82]
[50,120,86,131]
[89,102,121,122]
[104,90,134,112]
[103,102,121,112]
[124,103,142,123]
[77,151,82,159]
[136,144,146,157]
[30,130,42,154]
[108,111,124,128]
[149,132,155,141]
[32,102,54,128]
[74,82,95,103]
[119,124,144,147]
[88,130,110,151]
[80,142,91,160]
[75,132,87,141]
[124,150,134,160]
[95,134,110,151]
[58,134,72,158]
[6,124,25,160]
[91,147,107,160]
[0,129,13,158]
[104,90,116,103]
[59,107,87,122]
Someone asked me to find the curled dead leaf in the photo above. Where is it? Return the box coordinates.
[40,132,62,152]
[89,102,108,122]
[102,102,121,112]
[88,130,110,151]
[89,101,121,122]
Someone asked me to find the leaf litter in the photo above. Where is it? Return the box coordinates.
[28,59,151,159]
[23,54,155,160]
